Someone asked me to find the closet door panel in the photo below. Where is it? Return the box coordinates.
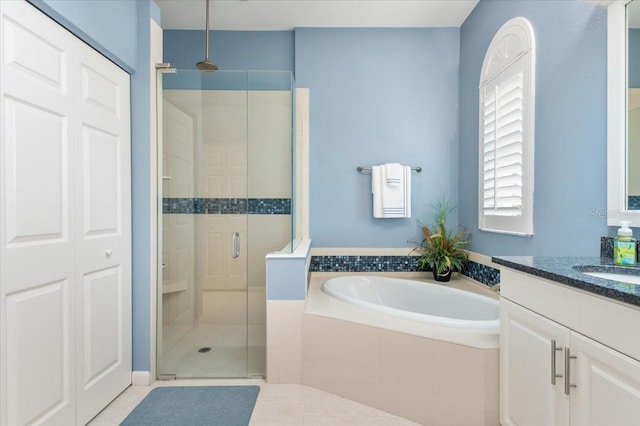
[74,39,131,426]
[1,2,69,99]
[80,125,120,234]
[82,267,121,381]
[5,280,71,426]
[0,1,76,425]
[3,98,68,245]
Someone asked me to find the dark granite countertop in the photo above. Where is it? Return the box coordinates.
[491,256,640,308]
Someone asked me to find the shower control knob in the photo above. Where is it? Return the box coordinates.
[105,249,112,257]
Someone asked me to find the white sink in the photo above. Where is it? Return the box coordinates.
[581,271,640,285]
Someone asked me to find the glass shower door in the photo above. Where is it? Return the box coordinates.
[158,70,249,378]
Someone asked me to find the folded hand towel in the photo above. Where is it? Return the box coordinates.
[372,164,411,218]
[384,163,403,187]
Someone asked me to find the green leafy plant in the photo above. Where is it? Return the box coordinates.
[415,199,470,276]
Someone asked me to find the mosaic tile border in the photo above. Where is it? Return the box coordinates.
[308,255,500,287]
[248,198,291,215]
[460,261,500,287]
[163,198,291,215]
[309,255,420,273]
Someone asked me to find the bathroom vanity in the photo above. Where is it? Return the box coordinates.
[493,256,640,426]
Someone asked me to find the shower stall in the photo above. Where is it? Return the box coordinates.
[156,70,294,378]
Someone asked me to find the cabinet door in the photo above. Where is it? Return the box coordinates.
[570,332,640,426]
[501,299,570,426]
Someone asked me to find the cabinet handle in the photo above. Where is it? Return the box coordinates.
[232,232,240,259]
[551,339,563,385]
[564,346,577,395]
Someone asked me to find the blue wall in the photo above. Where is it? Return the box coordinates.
[164,28,463,249]
[28,0,138,72]
[130,0,157,374]
[295,28,460,247]
[163,30,294,71]
[266,256,308,301]
[630,29,640,88]
[458,1,608,257]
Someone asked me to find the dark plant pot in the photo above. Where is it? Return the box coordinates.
[432,268,452,282]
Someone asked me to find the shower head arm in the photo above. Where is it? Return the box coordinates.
[204,0,210,60]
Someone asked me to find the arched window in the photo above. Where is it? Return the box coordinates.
[479,17,535,236]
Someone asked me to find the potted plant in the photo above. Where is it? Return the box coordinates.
[415,199,470,282]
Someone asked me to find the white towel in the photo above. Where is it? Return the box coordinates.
[372,165,383,218]
[372,164,411,218]
[384,163,403,186]
[403,165,411,217]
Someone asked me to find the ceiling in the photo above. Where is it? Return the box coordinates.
[156,0,480,31]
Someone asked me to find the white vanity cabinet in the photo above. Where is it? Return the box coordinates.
[500,267,640,426]
[501,299,570,425]
[569,331,640,425]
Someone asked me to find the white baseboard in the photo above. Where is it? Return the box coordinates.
[131,371,152,386]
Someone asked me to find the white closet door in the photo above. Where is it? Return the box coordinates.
[73,37,131,425]
[0,1,76,425]
[1,1,131,425]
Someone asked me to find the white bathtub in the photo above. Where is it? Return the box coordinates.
[321,275,499,331]
[302,273,500,425]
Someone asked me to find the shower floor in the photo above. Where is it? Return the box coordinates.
[159,324,265,378]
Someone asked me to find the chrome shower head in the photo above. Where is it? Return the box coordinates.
[196,59,218,71]
[197,0,217,71]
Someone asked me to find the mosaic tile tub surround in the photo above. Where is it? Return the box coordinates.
[309,255,420,273]
[461,260,500,287]
[163,198,291,215]
[308,255,500,287]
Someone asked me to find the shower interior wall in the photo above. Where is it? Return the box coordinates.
[160,84,292,378]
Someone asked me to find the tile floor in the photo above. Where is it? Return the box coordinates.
[88,379,421,426]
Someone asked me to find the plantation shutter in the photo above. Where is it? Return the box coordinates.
[482,70,524,217]
[478,17,534,236]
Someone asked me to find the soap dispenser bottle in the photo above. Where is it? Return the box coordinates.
[614,220,637,266]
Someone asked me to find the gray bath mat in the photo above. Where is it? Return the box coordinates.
[120,385,260,426]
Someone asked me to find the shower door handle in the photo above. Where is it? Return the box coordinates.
[232,232,240,259]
